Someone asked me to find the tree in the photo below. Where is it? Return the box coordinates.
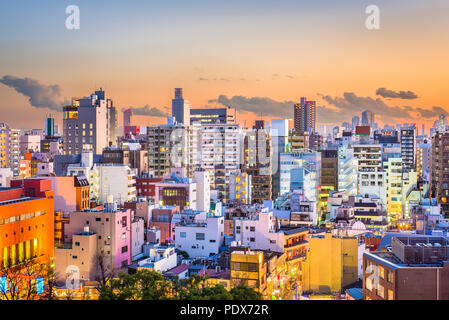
[230,285,263,300]
[94,250,118,298]
[96,269,263,301]
[177,250,189,259]
[99,270,172,300]
[0,259,56,300]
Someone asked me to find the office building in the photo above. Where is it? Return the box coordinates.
[361,110,374,128]
[400,127,415,172]
[294,97,316,133]
[431,132,449,217]
[244,121,272,203]
[171,88,190,126]
[62,89,116,155]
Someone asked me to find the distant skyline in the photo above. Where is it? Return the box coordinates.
[1,0,448,130]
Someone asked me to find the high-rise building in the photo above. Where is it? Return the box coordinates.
[45,117,55,137]
[353,144,386,207]
[244,121,272,203]
[200,123,244,203]
[361,110,374,128]
[400,127,415,172]
[320,149,338,192]
[416,142,431,181]
[123,108,132,128]
[147,121,200,178]
[338,146,358,197]
[384,158,403,221]
[62,89,116,155]
[171,88,190,126]
[351,116,360,130]
[279,150,321,203]
[0,124,22,176]
[431,132,449,217]
[0,123,7,168]
[294,97,316,133]
[270,119,289,199]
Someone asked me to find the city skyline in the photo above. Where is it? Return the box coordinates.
[1,0,449,130]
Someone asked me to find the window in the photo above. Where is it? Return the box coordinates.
[377,284,385,298]
[250,237,255,242]
[209,239,216,243]
[387,271,394,283]
[365,278,372,291]
[180,232,186,238]
[196,233,205,240]
[72,255,78,259]
[379,266,384,279]
[121,246,128,253]
[75,242,80,247]
[387,289,394,300]
[250,226,255,232]
[95,218,101,222]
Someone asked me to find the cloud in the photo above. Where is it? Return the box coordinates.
[376,87,418,99]
[319,92,414,123]
[210,92,447,125]
[199,77,230,81]
[127,105,167,117]
[0,75,67,111]
[208,95,295,118]
[414,106,448,118]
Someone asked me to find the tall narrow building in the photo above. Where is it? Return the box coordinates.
[400,126,416,172]
[123,108,132,128]
[431,132,449,217]
[244,120,272,203]
[294,97,316,133]
[361,110,374,128]
[171,88,190,126]
[62,88,116,155]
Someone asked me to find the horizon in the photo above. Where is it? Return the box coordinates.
[1,0,448,131]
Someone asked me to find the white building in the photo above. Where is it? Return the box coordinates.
[338,146,358,197]
[233,209,284,252]
[194,169,211,212]
[353,144,386,207]
[200,123,244,202]
[0,168,13,187]
[67,151,137,204]
[135,244,177,273]
[131,217,145,260]
[279,151,321,199]
[175,215,225,258]
[19,133,41,156]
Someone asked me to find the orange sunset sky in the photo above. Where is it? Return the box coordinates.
[0,0,448,133]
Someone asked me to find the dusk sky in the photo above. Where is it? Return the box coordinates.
[1,0,448,131]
